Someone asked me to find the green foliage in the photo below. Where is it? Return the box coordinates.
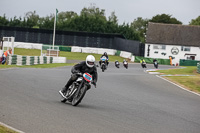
[150,14,182,24]
[131,17,149,43]
[0,14,9,26]
[2,8,196,43]
[0,6,139,42]
[189,16,200,26]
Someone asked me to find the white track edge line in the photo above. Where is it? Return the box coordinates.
[156,75,200,97]
[0,121,25,133]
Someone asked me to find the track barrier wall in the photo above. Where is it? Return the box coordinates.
[179,59,200,66]
[7,55,53,65]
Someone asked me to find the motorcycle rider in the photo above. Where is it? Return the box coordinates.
[59,55,98,98]
[140,59,147,68]
[123,59,128,64]
[153,58,158,68]
[99,52,109,66]
[123,59,128,69]
[115,60,120,68]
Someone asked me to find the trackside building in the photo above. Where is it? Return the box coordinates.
[145,22,200,65]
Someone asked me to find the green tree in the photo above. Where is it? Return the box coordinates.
[67,5,107,32]
[38,15,54,29]
[131,17,149,43]
[106,11,118,33]
[57,11,78,30]
[189,16,200,25]
[150,14,182,24]
[25,11,40,28]
[118,23,139,40]
[0,14,9,26]
[9,16,22,27]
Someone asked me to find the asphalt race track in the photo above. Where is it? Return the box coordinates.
[0,63,200,133]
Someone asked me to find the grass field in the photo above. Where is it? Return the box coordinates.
[157,66,200,93]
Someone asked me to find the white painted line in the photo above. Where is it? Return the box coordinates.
[148,72,160,74]
[156,75,200,97]
[0,121,25,133]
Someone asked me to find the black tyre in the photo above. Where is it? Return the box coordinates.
[71,86,87,106]
[102,65,105,72]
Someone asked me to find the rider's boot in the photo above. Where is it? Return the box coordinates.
[59,87,67,98]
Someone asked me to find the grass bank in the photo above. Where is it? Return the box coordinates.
[157,66,200,93]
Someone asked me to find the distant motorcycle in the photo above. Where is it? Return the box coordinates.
[59,72,94,106]
[100,56,107,72]
[154,61,158,69]
[141,62,147,68]
[115,61,120,68]
[123,61,128,69]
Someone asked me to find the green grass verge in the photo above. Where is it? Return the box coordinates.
[157,66,200,93]
[14,48,41,56]
[60,51,125,62]
[14,48,125,62]
[0,125,18,133]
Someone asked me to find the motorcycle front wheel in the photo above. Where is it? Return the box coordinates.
[72,86,87,106]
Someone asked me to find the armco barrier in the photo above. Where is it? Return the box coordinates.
[7,55,53,65]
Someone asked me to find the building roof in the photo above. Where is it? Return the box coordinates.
[146,22,200,47]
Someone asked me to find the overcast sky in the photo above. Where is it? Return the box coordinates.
[0,0,199,25]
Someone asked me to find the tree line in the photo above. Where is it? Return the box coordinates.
[0,5,199,43]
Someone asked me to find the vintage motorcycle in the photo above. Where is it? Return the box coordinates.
[59,72,94,106]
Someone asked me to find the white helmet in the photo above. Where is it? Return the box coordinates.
[86,55,95,68]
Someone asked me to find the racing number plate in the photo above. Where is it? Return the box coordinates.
[83,73,92,82]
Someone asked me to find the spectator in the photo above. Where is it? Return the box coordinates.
[2,48,12,65]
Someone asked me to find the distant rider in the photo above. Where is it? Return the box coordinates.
[153,58,158,68]
[115,60,120,68]
[140,59,146,68]
[59,55,98,98]
[99,52,109,66]
[123,59,128,64]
